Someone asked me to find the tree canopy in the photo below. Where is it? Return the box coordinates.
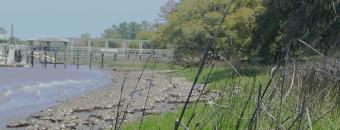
[102,21,147,40]
[253,0,340,62]
[152,0,340,63]
[98,0,340,62]
[152,0,264,60]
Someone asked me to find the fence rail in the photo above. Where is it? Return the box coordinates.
[0,42,173,69]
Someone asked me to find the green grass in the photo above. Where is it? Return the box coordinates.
[121,64,340,130]
[173,64,270,91]
[109,62,183,70]
[122,65,273,129]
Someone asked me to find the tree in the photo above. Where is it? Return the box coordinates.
[158,0,177,23]
[102,22,143,40]
[102,25,122,39]
[126,22,142,39]
[80,33,91,40]
[155,0,264,62]
[252,0,340,63]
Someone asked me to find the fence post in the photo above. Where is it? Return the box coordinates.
[54,52,57,68]
[40,51,43,68]
[101,52,104,68]
[114,53,117,61]
[77,50,80,69]
[44,51,47,68]
[31,51,34,67]
[64,50,67,69]
[89,52,92,69]
[73,52,75,65]
[26,51,30,64]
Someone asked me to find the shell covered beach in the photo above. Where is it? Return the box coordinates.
[4,67,218,130]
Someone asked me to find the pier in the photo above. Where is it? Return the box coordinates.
[0,37,172,68]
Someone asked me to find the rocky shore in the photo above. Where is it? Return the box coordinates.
[7,70,220,130]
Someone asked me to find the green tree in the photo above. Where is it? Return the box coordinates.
[102,25,122,39]
[158,0,177,23]
[252,0,340,62]
[156,0,264,61]
[102,22,143,40]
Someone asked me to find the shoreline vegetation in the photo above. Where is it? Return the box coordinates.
[117,0,340,129]
[123,61,340,130]
[6,58,340,130]
[2,0,339,129]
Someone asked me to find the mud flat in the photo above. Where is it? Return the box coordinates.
[6,70,219,130]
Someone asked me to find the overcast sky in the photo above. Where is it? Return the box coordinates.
[0,0,167,39]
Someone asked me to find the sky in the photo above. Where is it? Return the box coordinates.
[0,0,167,39]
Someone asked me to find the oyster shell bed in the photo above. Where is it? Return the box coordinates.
[7,70,220,130]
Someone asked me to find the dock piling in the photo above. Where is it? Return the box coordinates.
[31,51,34,67]
[89,52,92,69]
[77,50,80,69]
[64,50,67,69]
[44,52,47,68]
[101,52,104,68]
[54,52,57,68]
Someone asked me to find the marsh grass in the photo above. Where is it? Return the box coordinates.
[115,38,340,130]
[121,60,340,130]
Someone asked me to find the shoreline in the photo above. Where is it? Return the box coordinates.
[6,69,218,129]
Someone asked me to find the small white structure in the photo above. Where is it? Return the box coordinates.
[0,44,29,65]
[7,45,15,64]
[0,27,9,64]
[0,44,7,64]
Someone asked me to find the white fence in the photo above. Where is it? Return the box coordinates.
[0,43,173,66]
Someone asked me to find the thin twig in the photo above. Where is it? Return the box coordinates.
[248,84,262,130]
[138,58,157,130]
[287,96,307,130]
[332,1,338,17]
[218,55,242,77]
[235,77,256,130]
[195,107,224,130]
[118,55,151,128]
[174,1,234,129]
[260,103,287,130]
[278,39,292,129]
[114,71,129,130]
[186,62,215,126]
[306,107,313,130]
[310,108,334,126]
[282,59,296,102]
[314,68,340,81]
[297,39,326,58]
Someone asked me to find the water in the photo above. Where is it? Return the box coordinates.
[0,65,112,127]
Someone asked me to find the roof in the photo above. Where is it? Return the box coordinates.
[27,36,69,43]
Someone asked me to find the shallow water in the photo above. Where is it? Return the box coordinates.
[0,65,112,127]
